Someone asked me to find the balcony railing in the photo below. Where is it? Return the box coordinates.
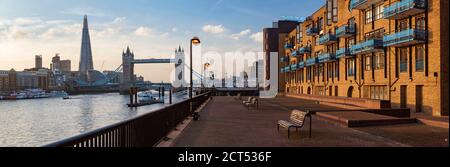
[291,64,299,71]
[306,57,318,66]
[306,27,319,36]
[336,48,354,59]
[284,43,294,49]
[319,33,337,45]
[384,0,426,20]
[350,39,384,55]
[280,56,289,62]
[350,0,384,10]
[298,61,305,68]
[336,25,355,38]
[291,50,299,57]
[284,66,291,73]
[383,28,427,47]
[318,53,336,63]
[299,46,311,54]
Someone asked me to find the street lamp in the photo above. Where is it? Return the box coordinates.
[190,37,201,99]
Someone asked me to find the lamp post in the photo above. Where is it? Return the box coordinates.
[190,37,201,99]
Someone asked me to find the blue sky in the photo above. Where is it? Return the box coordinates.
[0,0,324,82]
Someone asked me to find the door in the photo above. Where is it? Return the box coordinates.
[400,85,407,108]
[347,86,354,97]
[329,86,333,96]
[416,85,423,113]
[335,86,338,96]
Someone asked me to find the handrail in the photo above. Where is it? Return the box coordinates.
[43,92,211,147]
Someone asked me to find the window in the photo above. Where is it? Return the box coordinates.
[400,48,408,73]
[327,0,338,25]
[365,8,373,24]
[333,0,338,22]
[374,4,384,20]
[416,17,426,30]
[364,29,384,40]
[348,58,355,76]
[366,85,388,100]
[398,20,409,31]
[347,38,356,48]
[318,18,324,32]
[365,55,372,71]
[415,45,425,72]
[374,53,385,70]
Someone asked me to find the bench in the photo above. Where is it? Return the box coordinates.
[244,97,259,110]
[242,97,253,105]
[277,110,312,139]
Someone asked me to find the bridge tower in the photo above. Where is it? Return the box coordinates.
[173,46,185,88]
[120,46,134,93]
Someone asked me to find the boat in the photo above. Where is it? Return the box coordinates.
[49,91,69,98]
[9,92,28,100]
[138,90,160,103]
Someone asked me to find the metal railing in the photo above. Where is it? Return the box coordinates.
[43,92,211,147]
[306,27,319,36]
[299,46,311,54]
[319,33,337,45]
[383,28,427,47]
[383,0,426,19]
[350,39,383,55]
[298,61,305,68]
[336,25,355,38]
[336,48,353,59]
[306,57,318,66]
[318,52,336,63]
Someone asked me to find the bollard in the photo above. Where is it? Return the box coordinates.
[169,89,172,104]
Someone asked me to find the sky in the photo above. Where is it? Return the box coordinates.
[0,0,324,82]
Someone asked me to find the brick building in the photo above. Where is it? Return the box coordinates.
[274,0,448,116]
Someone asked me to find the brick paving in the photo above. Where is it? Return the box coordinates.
[171,96,448,147]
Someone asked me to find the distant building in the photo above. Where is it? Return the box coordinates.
[0,69,51,92]
[51,54,71,72]
[35,55,42,69]
[263,20,299,91]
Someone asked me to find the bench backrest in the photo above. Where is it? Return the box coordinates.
[246,97,252,102]
[249,97,257,104]
[290,110,308,126]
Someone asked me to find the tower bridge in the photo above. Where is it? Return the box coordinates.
[119,46,186,94]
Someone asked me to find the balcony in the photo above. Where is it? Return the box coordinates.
[318,53,336,63]
[306,27,319,36]
[383,29,427,47]
[284,66,291,73]
[298,61,305,68]
[291,64,299,71]
[280,56,289,62]
[350,39,384,55]
[384,0,426,20]
[350,0,384,10]
[291,50,300,57]
[299,46,311,54]
[319,33,337,45]
[306,57,318,66]
[336,48,354,59]
[284,43,294,49]
[336,25,355,38]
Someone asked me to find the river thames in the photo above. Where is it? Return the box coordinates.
[0,92,188,147]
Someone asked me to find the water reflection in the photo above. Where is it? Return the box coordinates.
[0,92,187,147]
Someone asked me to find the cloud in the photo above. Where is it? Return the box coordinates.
[113,17,126,24]
[60,8,107,17]
[134,26,153,37]
[202,24,225,34]
[250,31,263,43]
[230,29,251,40]
[171,27,177,32]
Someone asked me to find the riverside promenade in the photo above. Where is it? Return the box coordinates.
[168,96,448,147]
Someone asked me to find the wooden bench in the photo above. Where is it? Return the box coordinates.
[242,97,253,105]
[244,97,259,110]
[277,110,312,139]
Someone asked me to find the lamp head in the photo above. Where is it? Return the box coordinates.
[191,37,201,46]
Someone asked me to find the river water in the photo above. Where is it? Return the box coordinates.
[0,92,189,147]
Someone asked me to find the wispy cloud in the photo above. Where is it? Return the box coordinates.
[230,29,251,40]
[250,31,263,43]
[134,26,153,37]
[227,6,271,19]
[202,24,225,34]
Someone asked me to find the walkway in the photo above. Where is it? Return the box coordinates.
[170,96,448,147]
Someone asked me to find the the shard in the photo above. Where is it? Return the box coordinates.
[79,15,94,73]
